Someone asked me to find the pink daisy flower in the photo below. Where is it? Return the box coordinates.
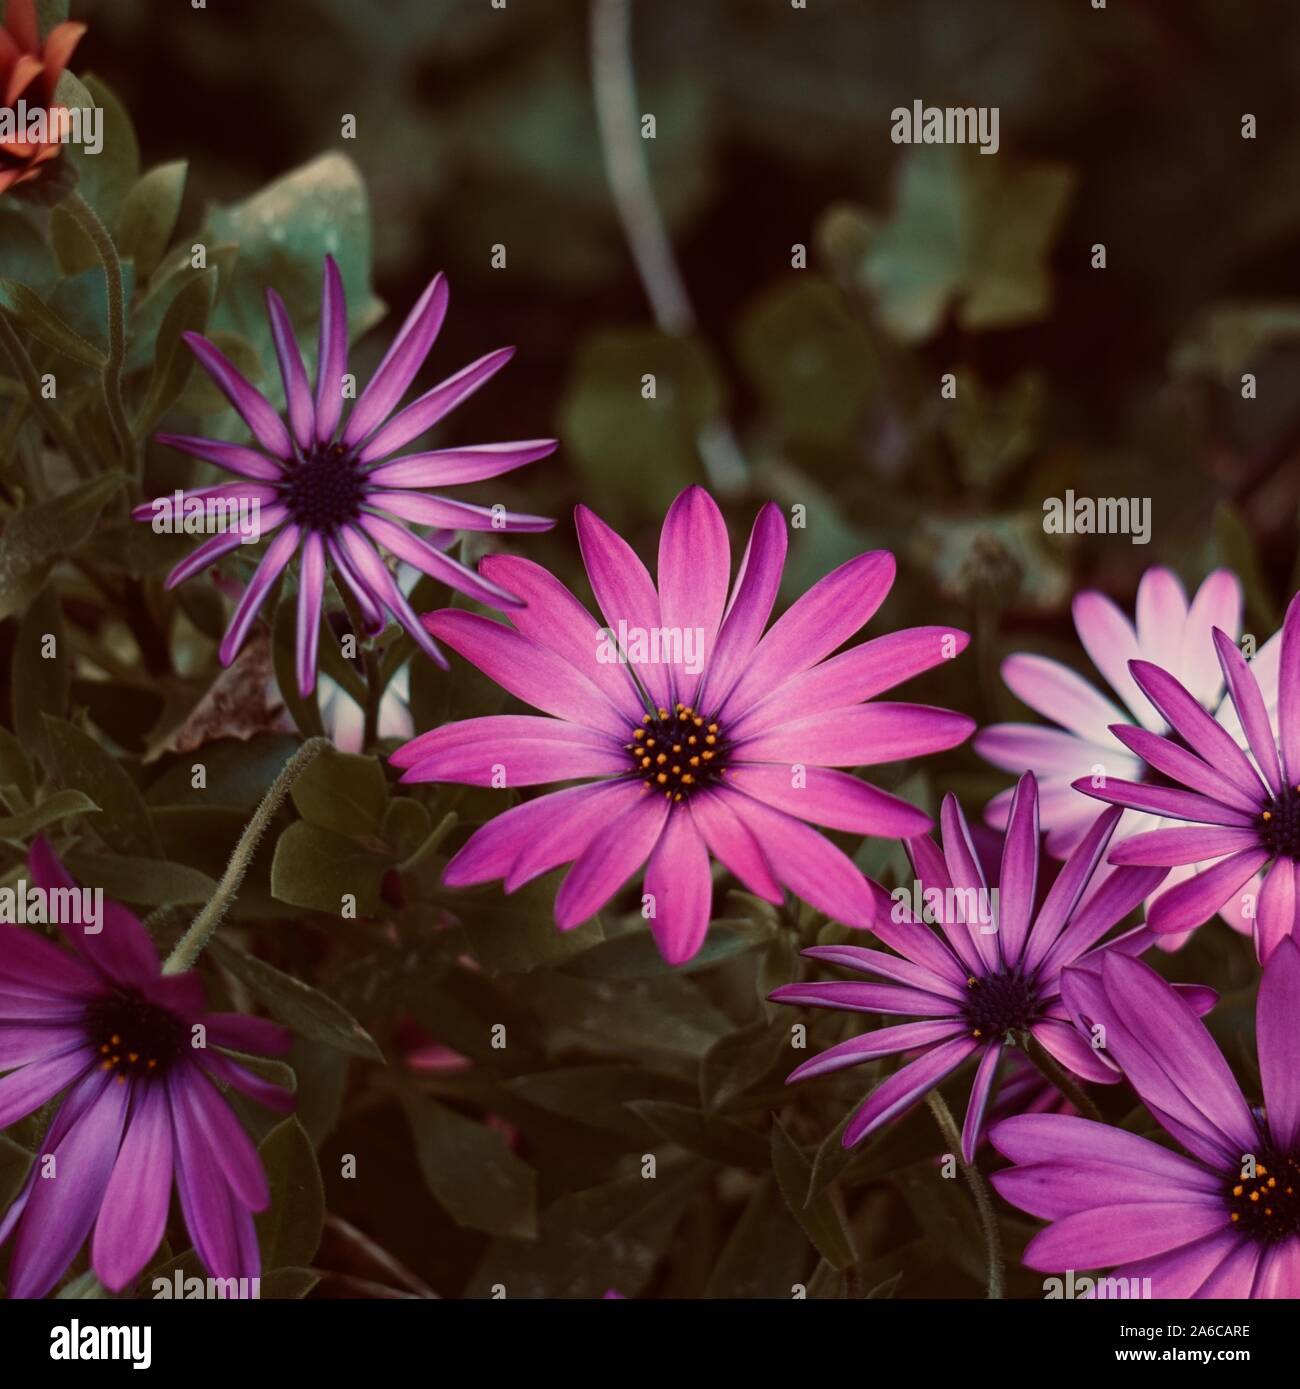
[991,941,1300,1297]
[976,566,1280,946]
[1075,591,1300,961]
[0,841,293,1298]
[136,255,557,694]
[393,485,975,964]
[770,773,1214,1159]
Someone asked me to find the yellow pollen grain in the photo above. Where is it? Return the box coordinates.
[656,773,667,784]
[147,1059,157,1068]
[701,750,714,761]
[111,1034,121,1046]
[642,714,652,725]
[634,729,645,741]
[682,774,694,785]
[705,734,716,745]
[1233,1185,1244,1196]
[1263,810,1273,821]
[657,708,669,719]
[1231,1213,1240,1222]
[688,736,697,746]
[128,1052,139,1063]
[1250,1191,1260,1202]
[690,756,700,767]
[656,753,667,765]
[693,717,703,727]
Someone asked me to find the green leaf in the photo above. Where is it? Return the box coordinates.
[627,1100,768,1168]
[258,1267,320,1299]
[202,153,383,376]
[270,819,390,915]
[770,1116,856,1271]
[735,276,874,443]
[0,726,36,803]
[56,1272,119,1300]
[0,473,126,620]
[118,161,187,279]
[0,204,58,291]
[62,851,215,906]
[403,1091,539,1239]
[48,258,135,358]
[208,935,384,1061]
[289,745,388,839]
[12,587,70,763]
[0,1132,32,1212]
[559,328,723,525]
[465,1160,708,1298]
[42,715,161,856]
[0,278,106,366]
[254,1118,325,1270]
[862,144,1075,340]
[0,788,98,839]
[135,268,216,433]
[456,868,602,975]
[63,75,140,230]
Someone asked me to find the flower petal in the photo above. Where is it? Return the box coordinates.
[642,806,714,963]
[656,485,730,708]
[182,331,293,459]
[91,1080,173,1291]
[357,346,514,463]
[342,272,449,449]
[314,254,349,443]
[265,287,315,450]
[553,792,671,928]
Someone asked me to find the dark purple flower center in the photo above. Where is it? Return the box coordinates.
[84,991,187,1081]
[625,703,728,802]
[1227,1151,1300,1242]
[282,443,365,533]
[963,971,1037,1040]
[1258,785,1300,861]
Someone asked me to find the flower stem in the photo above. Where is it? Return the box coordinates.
[64,191,134,471]
[1022,1031,1105,1124]
[925,1090,1005,1299]
[589,0,747,494]
[163,737,330,974]
[0,313,94,475]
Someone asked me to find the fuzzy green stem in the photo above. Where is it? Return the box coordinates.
[1022,1031,1105,1124]
[0,313,94,475]
[64,191,133,471]
[163,738,330,974]
[925,1090,1005,1299]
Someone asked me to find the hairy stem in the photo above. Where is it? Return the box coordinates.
[925,1090,1005,1300]
[64,191,134,471]
[163,738,330,974]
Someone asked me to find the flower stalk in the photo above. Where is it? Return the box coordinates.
[164,736,330,973]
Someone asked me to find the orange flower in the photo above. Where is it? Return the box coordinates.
[0,0,87,195]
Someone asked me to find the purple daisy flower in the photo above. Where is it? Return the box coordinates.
[392,485,974,964]
[1075,591,1300,961]
[975,567,1279,948]
[136,255,557,694]
[990,941,1300,1297]
[0,840,293,1299]
[769,772,1214,1160]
